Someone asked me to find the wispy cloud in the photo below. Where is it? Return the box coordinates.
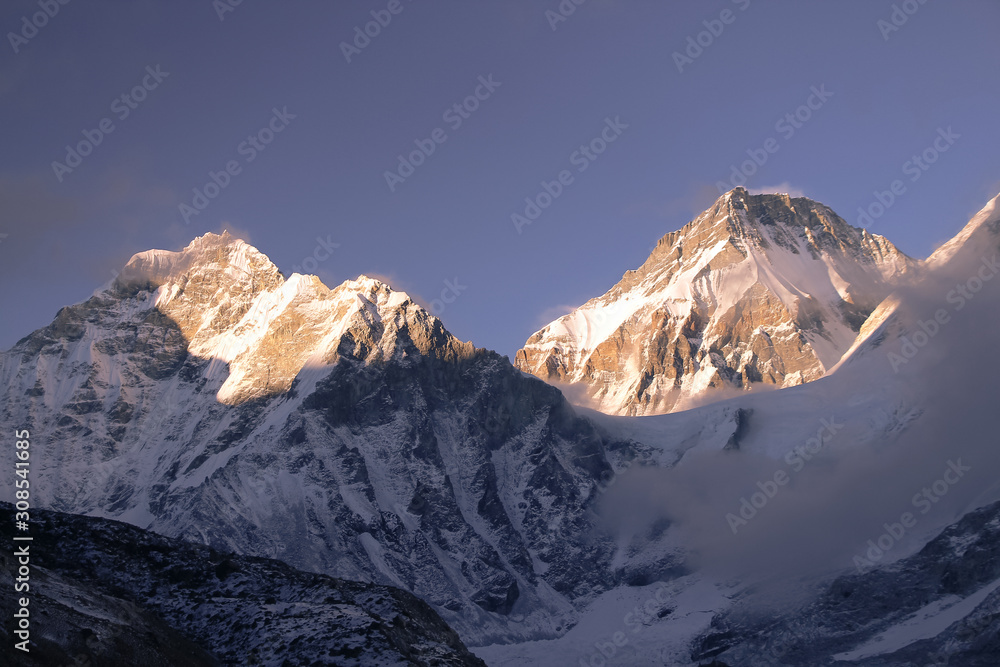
[597,245,1000,591]
[749,182,807,198]
[533,303,577,329]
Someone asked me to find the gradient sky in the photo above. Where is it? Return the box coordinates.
[2,1,999,358]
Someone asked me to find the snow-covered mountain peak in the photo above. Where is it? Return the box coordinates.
[516,190,916,415]
[117,231,283,297]
[927,191,1000,267]
[336,274,414,311]
[1,234,624,647]
[18,234,458,406]
[834,190,1000,372]
[126,230,256,270]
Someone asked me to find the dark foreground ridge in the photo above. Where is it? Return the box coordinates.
[0,503,486,666]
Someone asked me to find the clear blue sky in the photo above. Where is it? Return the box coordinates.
[2,1,999,358]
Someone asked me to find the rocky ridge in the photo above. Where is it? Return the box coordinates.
[0,503,486,666]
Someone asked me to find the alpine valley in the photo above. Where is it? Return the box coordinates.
[3,188,1000,666]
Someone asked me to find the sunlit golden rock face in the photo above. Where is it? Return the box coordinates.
[110,231,472,405]
[516,189,916,416]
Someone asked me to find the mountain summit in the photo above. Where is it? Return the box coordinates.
[5,197,1000,662]
[515,188,915,416]
[1,232,627,645]
[101,232,464,405]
